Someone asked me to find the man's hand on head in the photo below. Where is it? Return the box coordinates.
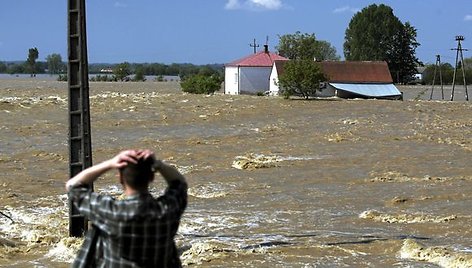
[136,149,156,161]
[109,150,139,169]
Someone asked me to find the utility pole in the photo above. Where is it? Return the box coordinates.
[450,35,469,101]
[430,55,444,100]
[67,0,93,237]
[249,38,259,54]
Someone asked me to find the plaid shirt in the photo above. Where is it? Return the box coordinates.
[68,180,187,268]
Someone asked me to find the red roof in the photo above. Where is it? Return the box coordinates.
[226,51,288,67]
[320,61,393,83]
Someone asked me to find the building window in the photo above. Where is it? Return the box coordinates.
[234,73,238,84]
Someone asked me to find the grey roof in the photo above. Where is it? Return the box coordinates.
[330,83,401,97]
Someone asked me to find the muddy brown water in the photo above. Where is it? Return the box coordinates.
[0,79,471,267]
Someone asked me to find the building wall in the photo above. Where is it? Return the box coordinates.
[317,83,336,97]
[224,66,239,95]
[239,67,271,94]
[269,64,280,96]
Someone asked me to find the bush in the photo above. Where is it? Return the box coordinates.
[90,74,117,82]
[180,74,222,94]
[57,74,68,81]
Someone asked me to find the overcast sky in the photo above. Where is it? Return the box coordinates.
[0,0,471,64]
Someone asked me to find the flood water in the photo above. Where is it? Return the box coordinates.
[0,79,471,267]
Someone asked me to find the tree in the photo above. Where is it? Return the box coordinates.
[344,4,422,84]
[46,53,63,74]
[26,47,39,77]
[133,65,146,81]
[113,62,131,81]
[422,63,454,85]
[276,31,340,61]
[277,60,326,99]
[388,22,422,84]
[0,61,6,73]
[464,57,472,70]
[314,40,341,61]
[180,74,222,94]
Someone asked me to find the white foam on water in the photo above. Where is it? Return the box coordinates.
[45,237,83,263]
[180,240,233,266]
[359,210,457,223]
[232,153,322,170]
[400,239,472,267]
[188,183,232,199]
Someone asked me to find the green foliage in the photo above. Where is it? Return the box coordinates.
[90,74,117,82]
[58,74,68,81]
[7,63,26,74]
[276,31,340,61]
[46,53,63,74]
[180,74,222,94]
[1,60,223,78]
[422,62,472,85]
[26,47,39,76]
[133,65,146,81]
[113,62,131,81]
[344,4,422,84]
[0,61,6,73]
[388,22,423,84]
[278,60,326,99]
[464,57,472,71]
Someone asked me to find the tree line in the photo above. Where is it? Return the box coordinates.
[0,52,223,78]
[421,60,472,85]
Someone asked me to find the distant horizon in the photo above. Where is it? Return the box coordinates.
[0,59,226,66]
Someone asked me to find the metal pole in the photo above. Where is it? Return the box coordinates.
[438,55,444,100]
[67,0,93,237]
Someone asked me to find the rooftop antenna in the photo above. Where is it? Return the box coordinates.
[264,36,269,53]
[249,38,259,54]
[429,55,444,100]
[450,35,469,101]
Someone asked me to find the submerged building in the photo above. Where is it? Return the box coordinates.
[269,60,402,100]
[224,45,288,95]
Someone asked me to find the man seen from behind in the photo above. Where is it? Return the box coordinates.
[66,149,188,267]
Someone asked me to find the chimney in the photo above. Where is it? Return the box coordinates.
[264,44,269,53]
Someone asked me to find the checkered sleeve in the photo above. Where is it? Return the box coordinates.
[68,184,115,224]
[162,180,188,216]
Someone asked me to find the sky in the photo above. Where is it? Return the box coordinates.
[0,0,471,65]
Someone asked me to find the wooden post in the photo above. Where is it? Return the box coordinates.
[249,38,259,54]
[430,55,444,100]
[450,35,469,101]
[67,0,93,237]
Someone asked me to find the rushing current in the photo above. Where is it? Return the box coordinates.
[0,79,471,267]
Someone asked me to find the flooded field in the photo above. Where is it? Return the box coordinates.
[0,79,471,267]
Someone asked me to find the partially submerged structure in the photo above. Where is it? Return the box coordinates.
[269,60,402,100]
[225,45,287,95]
[320,61,402,99]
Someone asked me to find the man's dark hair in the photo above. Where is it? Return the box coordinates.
[119,158,154,190]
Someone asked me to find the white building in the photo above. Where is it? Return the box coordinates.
[268,60,286,96]
[225,45,287,95]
